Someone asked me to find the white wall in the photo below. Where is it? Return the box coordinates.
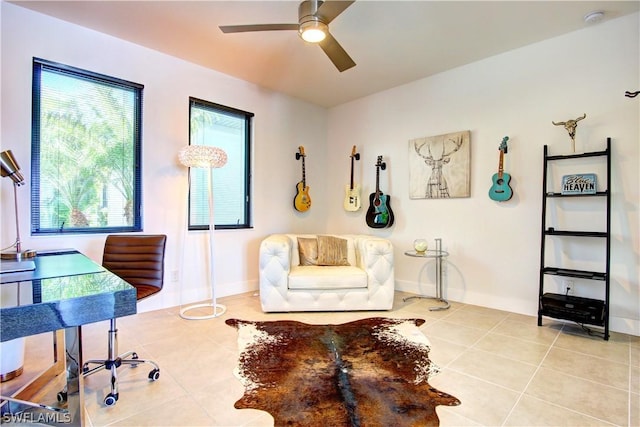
[2,3,638,335]
[326,12,639,335]
[0,2,329,312]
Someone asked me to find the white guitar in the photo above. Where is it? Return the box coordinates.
[343,145,361,211]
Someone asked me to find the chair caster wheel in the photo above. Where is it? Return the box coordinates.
[104,393,118,406]
[57,391,67,403]
[148,368,160,381]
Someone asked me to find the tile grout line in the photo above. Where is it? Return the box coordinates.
[500,325,562,426]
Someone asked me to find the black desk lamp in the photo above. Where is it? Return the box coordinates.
[1,150,35,260]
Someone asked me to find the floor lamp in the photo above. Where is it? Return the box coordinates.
[0,150,35,261]
[178,145,228,320]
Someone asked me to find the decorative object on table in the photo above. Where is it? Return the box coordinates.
[413,239,428,254]
[343,145,361,211]
[488,136,513,202]
[178,145,228,319]
[404,238,451,311]
[293,146,311,212]
[366,155,394,228]
[561,173,597,195]
[625,90,639,98]
[552,113,586,153]
[0,150,35,260]
[409,130,471,199]
[227,317,460,426]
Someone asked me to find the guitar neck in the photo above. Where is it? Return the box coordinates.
[350,157,355,190]
[375,166,381,194]
[302,157,306,187]
[497,151,504,178]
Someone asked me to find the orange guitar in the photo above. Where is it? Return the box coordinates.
[293,146,311,212]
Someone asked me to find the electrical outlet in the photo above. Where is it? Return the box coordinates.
[170,270,179,282]
[562,280,574,295]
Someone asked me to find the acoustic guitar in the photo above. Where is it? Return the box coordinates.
[343,145,361,211]
[366,156,394,228]
[293,146,311,212]
[488,136,513,202]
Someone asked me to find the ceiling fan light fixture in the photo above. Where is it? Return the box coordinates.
[299,20,327,43]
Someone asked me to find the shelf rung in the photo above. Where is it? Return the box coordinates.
[542,267,606,280]
[546,150,608,160]
[545,191,607,198]
[545,230,607,237]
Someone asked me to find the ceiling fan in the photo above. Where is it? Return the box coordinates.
[219,0,356,72]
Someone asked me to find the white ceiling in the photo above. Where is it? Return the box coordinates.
[10,1,640,108]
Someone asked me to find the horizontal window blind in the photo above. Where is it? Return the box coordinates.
[187,97,253,230]
[31,58,143,234]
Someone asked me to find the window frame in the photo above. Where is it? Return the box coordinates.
[187,97,253,231]
[31,57,143,235]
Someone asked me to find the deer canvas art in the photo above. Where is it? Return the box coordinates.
[409,130,471,199]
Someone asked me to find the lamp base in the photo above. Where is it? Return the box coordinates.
[179,302,227,320]
[1,249,36,261]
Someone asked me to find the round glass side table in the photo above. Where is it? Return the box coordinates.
[403,238,450,311]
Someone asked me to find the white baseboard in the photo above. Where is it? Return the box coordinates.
[395,280,639,337]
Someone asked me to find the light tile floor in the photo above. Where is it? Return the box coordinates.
[3,291,639,426]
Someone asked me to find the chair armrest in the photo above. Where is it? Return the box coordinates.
[259,234,292,296]
[356,235,395,291]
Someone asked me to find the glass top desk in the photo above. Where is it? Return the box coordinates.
[0,250,137,426]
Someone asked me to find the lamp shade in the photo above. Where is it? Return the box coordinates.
[178,145,227,169]
[0,150,24,185]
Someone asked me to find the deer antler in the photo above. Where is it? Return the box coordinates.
[414,141,432,160]
[442,137,464,158]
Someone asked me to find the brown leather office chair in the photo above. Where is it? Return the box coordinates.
[82,234,167,406]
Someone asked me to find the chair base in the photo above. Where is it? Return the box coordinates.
[59,319,160,407]
[82,351,160,406]
[180,302,226,320]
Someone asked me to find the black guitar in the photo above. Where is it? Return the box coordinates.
[366,156,394,228]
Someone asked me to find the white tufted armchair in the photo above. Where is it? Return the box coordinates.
[259,234,395,312]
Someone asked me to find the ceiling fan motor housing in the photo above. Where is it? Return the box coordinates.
[299,0,325,25]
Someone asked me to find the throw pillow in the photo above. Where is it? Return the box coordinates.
[298,237,318,266]
[317,235,350,266]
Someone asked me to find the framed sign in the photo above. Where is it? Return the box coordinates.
[561,173,597,195]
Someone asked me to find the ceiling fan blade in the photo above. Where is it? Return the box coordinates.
[219,24,298,33]
[316,0,355,24]
[319,32,356,72]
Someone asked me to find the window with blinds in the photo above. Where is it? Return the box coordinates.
[187,98,252,230]
[31,58,143,234]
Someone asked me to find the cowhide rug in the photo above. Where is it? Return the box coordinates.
[226,317,460,426]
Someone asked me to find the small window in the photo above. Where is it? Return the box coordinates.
[187,97,252,230]
[31,58,143,234]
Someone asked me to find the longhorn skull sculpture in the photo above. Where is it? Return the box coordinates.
[552,113,586,153]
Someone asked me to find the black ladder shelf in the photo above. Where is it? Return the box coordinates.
[538,138,611,340]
